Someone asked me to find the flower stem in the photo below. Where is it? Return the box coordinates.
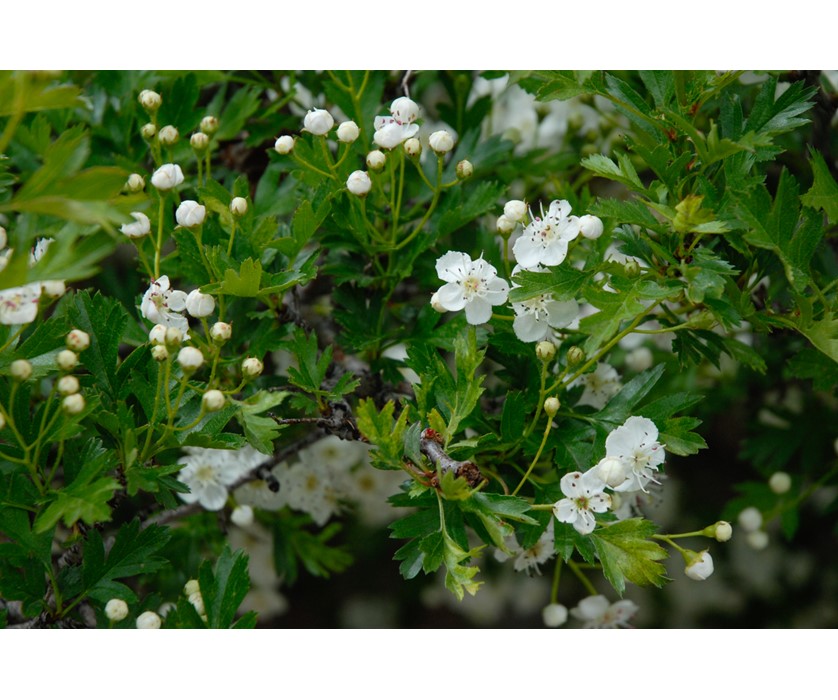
[567,559,598,596]
[511,412,554,496]
[154,195,166,278]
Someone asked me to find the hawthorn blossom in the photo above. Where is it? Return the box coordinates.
[494,520,556,574]
[553,470,611,535]
[373,97,420,149]
[140,276,189,335]
[0,283,41,325]
[177,446,261,511]
[121,212,151,238]
[574,362,622,409]
[434,251,509,325]
[511,266,580,342]
[685,550,714,581]
[512,199,581,269]
[151,163,184,191]
[605,416,665,492]
[302,108,334,135]
[570,594,638,628]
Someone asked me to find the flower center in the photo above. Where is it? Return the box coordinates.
[462,275,482,298]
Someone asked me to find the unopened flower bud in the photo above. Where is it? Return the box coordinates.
[190,132,209,152]
[738,506,762,533]
[41,280,65,298]
[703,520,733,542]
[120,212,151,239]
[0,226,6,251]
[746,530,769,550]
[105,598,129,622]
[242,357,264,379]
[496,214,516,236]
[429,130,455,155]
[210,321,232,343]
[566,346,584,366]
[303,108,334,136]
[158,125,179,147]
[149,324,167,345]
[230,197,248,218]
[594,456,627,488]
[66,329,90,352]
[336,120,360,143]
[136,611,161,629]
[177,346,204,372]
[165,326,184,347]
[200,115,219,135]
[185,289,215,318]
[141,123,157,141]
[56,349,78,372]
[346,170,372,197]
[151,163,184,191]
[10,359,32,381]
[769,471,791,495]
[544,397,560,417]
[62,393,85,415]
[138,89,162,113]
[625,346,653,373]
[57,375,80,396]
[390,96,420,124]
[684,550,714,581]
[624,260,641,278]
[125,173,145,193]
[0,413,5,430]
[456,160,473,180]
[503,200,528,222]
[184,579,200,596]
[188,591,205,616]
[231,505,254,528]
[542,603,568,628]
[404,137,421,157]
[202,389,225,412]
[578,214,604,240]
[274,135,295,155]
[536,341,556,362]
[176,200,206,228]
[366,150,386,171]
[430,291,446,313]
[151,345,169,362]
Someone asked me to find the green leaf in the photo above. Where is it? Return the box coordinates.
[216,258,262,297]
[801,148,838,223]
[593,364,666,425]
[509,266,589,303]
[589,518,668,594]
[581,152,645,193]
[356,398,409,470]
[659,416,707,456]
[0,77,84,116]
[82,519,171,603]
[237,390,289,455]
[273,517,352,585]
[198,545,254,629]
[795,311,838,365]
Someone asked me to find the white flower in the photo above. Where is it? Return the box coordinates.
[280,460,342,526]
[135,611,162,629]
[685,550,714,581]
[140,276,189,335]
[30,237,52,264]
[510,265,580,342]
[185,288,215,318]
[231,505,255,528]
[512,199,580,269]
[578,214,604,240]
[121,212,151,238]
[230,197,248,217]
[234,460,288,512]
[513,520,556,573]
[504,200,528,222]
[373,117,419,149]
[769,471,792,494]
[574,362,622,409]
[389,96,420,125]
[303,108,334,135]
[553,470,611,535]
[570,594,638,628]
[151,163,184,191]
[274,135,295,154]
[434,251,509,325]
[542,603,568,628]
[605,416,665,493]
[738,506,763,532]
[177,346,204,372]
[158,125,179,146]
[176,200,206,228]
[105,598,129,622]
[336,120,360,143]
[429,130,455,154]
[346,170,372,196]
[0,283,41,325]
[366,150,386,170]
[177,447,257,511]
